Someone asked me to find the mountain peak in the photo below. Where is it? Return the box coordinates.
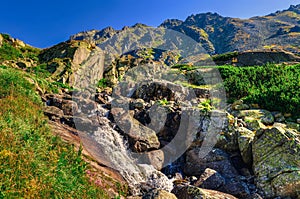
[288,4,300,12]
[132,23,149,28]
[159,19,183,28]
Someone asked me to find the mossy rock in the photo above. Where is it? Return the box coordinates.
[252,127,300,198]
[234,109,274,125]
[286,122,300,131]
[243,116,266,131]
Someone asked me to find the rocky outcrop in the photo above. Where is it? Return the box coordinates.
[40,73,300,199]
[252,127,300,198]
[39,40,104,87]
[38,59,300,198]
[70,27,119,44]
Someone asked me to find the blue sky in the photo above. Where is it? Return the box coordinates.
[0,0,299,48]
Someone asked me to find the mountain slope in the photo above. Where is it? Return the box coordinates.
[70,4,300,55]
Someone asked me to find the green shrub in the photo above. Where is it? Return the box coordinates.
[218,63,300,117]
[1,33,11,40]
[198,99,214,114]
[20,46,41,61]
[97,78,108,88]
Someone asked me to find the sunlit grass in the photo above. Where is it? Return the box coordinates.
[0,68,110,198]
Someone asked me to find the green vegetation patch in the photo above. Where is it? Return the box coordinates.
[212,51,238,62]
[0,42,23,62]
[217,63,300,117]
[0,68,110,198]
[0,34,40,62]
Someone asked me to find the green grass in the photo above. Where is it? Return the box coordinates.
[0,68,111,198]
[26,63,51,79]
[0,42,23,62]
[0,34,40,62]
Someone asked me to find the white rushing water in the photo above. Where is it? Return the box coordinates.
[75,113,173,195]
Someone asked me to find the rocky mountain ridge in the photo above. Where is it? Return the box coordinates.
[71,4,300,55]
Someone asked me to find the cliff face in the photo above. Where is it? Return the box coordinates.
[71,4,300,55]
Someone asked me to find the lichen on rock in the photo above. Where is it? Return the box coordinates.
[252,127,300,198]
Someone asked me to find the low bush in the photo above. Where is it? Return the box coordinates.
[217,63,300,117]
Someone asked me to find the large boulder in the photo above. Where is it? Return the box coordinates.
[194,168,225,190]
[252,127,300,198]
[142,189,177,199]
[184,148,250,197]
[143,150,165,171]
[111,107,160,152]
[184,148,238,177]
[43,106,64,122]
[45,94,78,116]
[172,185,238,199]
[39,40,104,88]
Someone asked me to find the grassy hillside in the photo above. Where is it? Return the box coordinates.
[0,34,40,63]
[0,68,111,198]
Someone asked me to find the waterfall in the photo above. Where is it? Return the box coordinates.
[74,114,173,195]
